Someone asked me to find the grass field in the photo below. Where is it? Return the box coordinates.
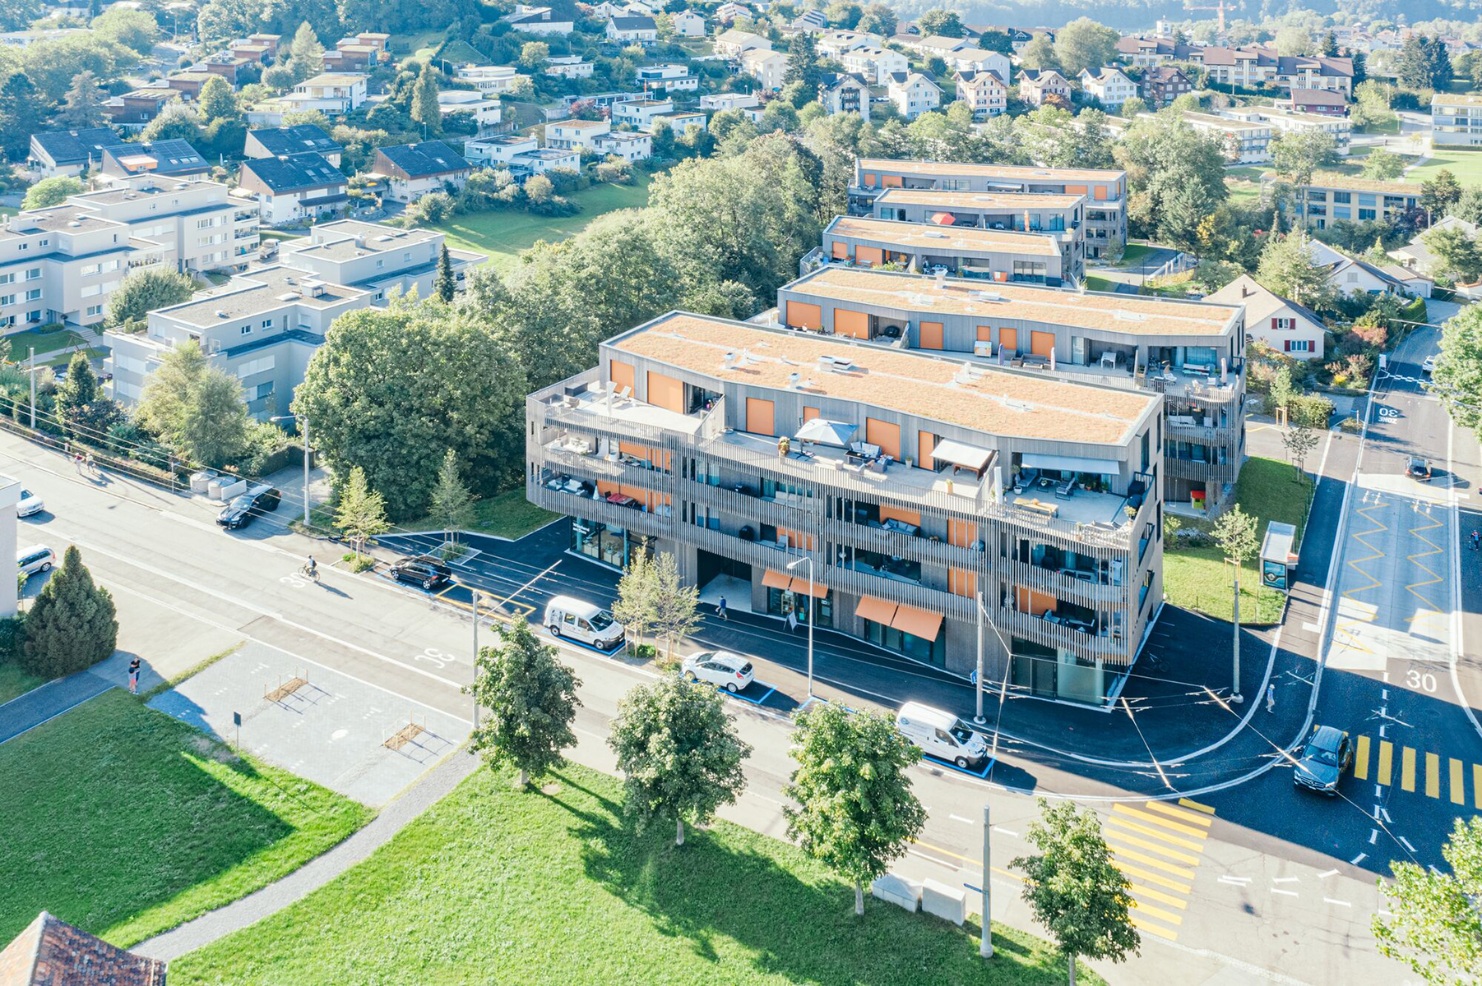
[1163,456,1314,624]
[0,691,372,948]
[433,175,654,275]
[1084,274,1118,292]
[1408,147,1482,186]
[170,762,1099,986]
[1117,244,1157,265]
[0,660,43,705]
[6,324,91,358]
[404,488,558,541]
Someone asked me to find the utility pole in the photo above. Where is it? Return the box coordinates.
[980,802,993,958]
[974,589,986,724]
[1231,558,1243,703]
[301,415,310,525]
[28,348,34,429]
[472,590,481,732]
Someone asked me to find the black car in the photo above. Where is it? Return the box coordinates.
[216,486,282,529]
[389,555,453,590]
[1294,725,1353,795]
[1407,456,1433,482]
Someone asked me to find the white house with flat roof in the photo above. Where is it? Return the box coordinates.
[276,220,484,303]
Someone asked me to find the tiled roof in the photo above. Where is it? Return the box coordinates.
[0,912,167,986]
[241,152,346,192]
[246,124,341,157]
[29,128,122,166]
[376,140,470,178]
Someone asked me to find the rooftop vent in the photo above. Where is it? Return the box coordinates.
[1113,310,1147,322]
[970,291,1004,302]
[215,309,228,318]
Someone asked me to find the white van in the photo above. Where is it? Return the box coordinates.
[896,701,989,769]
[545,595,625,651]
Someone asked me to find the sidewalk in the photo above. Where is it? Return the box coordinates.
[0,669,113,745]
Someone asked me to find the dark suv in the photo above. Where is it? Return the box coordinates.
[389,555,453,590]
[1407,456,1433,482]
[216,486,282,529]
[1294,725,1352,795]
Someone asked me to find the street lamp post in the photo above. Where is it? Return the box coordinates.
[981,801,993,959]
[471,589,482,732]
[270,414,311,525]
[786,554,815,701]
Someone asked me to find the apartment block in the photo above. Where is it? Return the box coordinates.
[1181,111,1274,164]
[773,267,1246,512]
[527,312,1166,704]
[1432,92,1482,148]
[872,188,1086,272]
[850,158,1126,258]
[1298,173,1421,229]
[809,216,1079,286]
[0,174,259,330]
[275,220,483,303]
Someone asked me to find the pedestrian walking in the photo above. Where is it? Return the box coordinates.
[85,452,95,476]
[1472,530,1480,551]
[1266,683,1276,713]
[128,657,141,695]
[717,595,728,621]
[73,451,83,473]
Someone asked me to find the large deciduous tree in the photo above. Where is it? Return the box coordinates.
[1374,816,1482,983]
[468,619,582,788]
[135,341,249,468]
[20,546,118,679]
[1433,304,1482,441]
[1424,225,1482,284]
[1114,113,1228,245]
[104,268,196,328]
[784,704,926,916]
[1053,17,1120,77]
[914,8,962,38]
[1013,799,1140,986]
[22,176,84,210]
[1255,232,1334,310]
[292,297,526,519]
[608,674,751,846]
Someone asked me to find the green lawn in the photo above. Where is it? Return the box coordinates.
[171,762,1099,986]
[433,175,654,275]
[0,691,373,948]
[1117,244,1156,266]
[7,325,91,358]
[1084,274,1118,293]
[403,488,559,541]
[0,660,43,705]
[1163,456,1314,625]
[1408,147,1482,186]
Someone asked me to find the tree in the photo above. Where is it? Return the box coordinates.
[612,545,656,656]
[1274,25,1310,57]
[1114,114,1228,244]
[1270,129,1337,189]
[409,63,441,135]
[1019,33,1060,72]
[1360,147,1405,181]
[0,73,44,158]
[1320,30,1338,56]
[105,268,196,328]
[90,7,157,54]
[434,243,456,302]
[56,70,105,128]
[1398,35,1451,91]
[1012,799,1140,986]
[141,105,203,144]
[1422,169,1463,219]
[22,176,84,210]
[1433,304,1482,440]
[334,465,389,560]
[1352,80,1396,130]
[55,352,120,442]
[1281,426,1320,481]
[978,29,1014,55]
[855,2,894,37]
[197,75,239,123]
[784,704,926,916]
[1053,17,1119,77]
[1213,503,1259,680]
[914,8,963,38]
[607,674,751,846]
[1375,816,1482,983]
[824,0,861,29]
[784,29,822,94]
[520,40,549,69]
[1256,233,1333,310]
[288,22,325,83]
[649,552,699,660]
[19,546,118,679]
[468,619,581,788]
[292,298,527,520]
[427,446,475,551]
[1425,225,1482,283]
[1118,95,1147,118]
[135,341,249,468]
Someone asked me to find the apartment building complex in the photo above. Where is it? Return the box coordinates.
[773,267,1246,512]
[275,220,483,302]
[527,312,1166,704]
[849,159,1126,258]
[1432,92,1482,148]
[1297,173,1422,229]
[0,175,258,330]
[809,216,1078,286]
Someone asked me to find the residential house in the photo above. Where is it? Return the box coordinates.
[26,127,122,178]
[700,91,764,123]
[371,141,472,204]
[606,15,658,44]
[0,912,167,986]
[1390,216,1479,274]
[593,130,653,161]
[527,307,1167,704]
[1283,88,1349,116]
[871,187,1086,272]
[1206,274,1326,359]
[244,124,343,167]
[1140,66,1192,108]
[100,139,211,181]
[164,71,215,100]
[287,72,368,116]
[0,174,260,330]
[887,71,942,120]
[546,118,611,150]
[637,63,698,92]
[792,8,827,32]
[456,64,524,94]
[840,45,909,85]
[774,265,1245,513]
[435,90,504,128]
[1181,111,1274,164]
[1224,106,1350,154]
[741,49,788,91]
[811,214,1079,285]
[546,54,595,78]
[1079,67,1138,110]
[714,29,771,58]
[1114,35,1186,66]
[955,69,1008,120]
[1297,173,1421,229]
[816,30,877,59]
[713,1,750,25]
[237,153,349,225]
[463,132,538,168]
[655,111,707,135]
[818,73,871,121]
[507,147,582,175]
[102,86,179,132]
[1432,92,1482,148]
[612,97,675,129]
[895,33,973,57]
[1019,68,1072,107]
[670,10,706,36]
[850,158,1127,258]
[507,4,576,34]
[1273,54,1353,96]
[938,47,1012,79]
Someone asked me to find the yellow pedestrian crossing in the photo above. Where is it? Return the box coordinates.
[1103,798,1215,944]
[1347,736,1482,809]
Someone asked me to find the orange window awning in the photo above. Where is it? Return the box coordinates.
[855,594,898,626]
[762,569,792,590]
[790,576,829,598]
[892,604,944,641]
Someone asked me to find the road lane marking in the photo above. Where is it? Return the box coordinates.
[1474,764,1482,810]
[1130,916,1179,941]
[1111,804,1209,838]
[912,840,978,867]
[991,826,1019,837]
[1427,752,1440,798]
[1176,797,1215,814]
[1125,883,1189,909]
[1355,735,1370,780]
[1318,869,1339,879]
[1101,829,1201,865]
[1451,758,1465,805]
[1400,837,1416,853]
[1351,853,1367,864]
[1217,875,1251,886]
[1272,876,1298,883]
[1379,741,1393,785]
[1128,899,1184,925]
[1112,861,1194,894]
[1271,888,1298,897]
[908,848,959,870]
[1143,801,1213,828]
[1106,814,1206,851]
[1106,846,1197,880]
[1402,746,1416,791]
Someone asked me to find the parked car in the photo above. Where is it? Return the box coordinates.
[17,544,55,578]
[1293,725,1352,795]
[17,488,44,518]
[1422,355,1436,375]
[1406,456,1432,482]
[389,556,453,590]
[216,486,282,529]
[682,650,755,693]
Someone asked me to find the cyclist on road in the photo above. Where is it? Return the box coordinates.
[305,555,318,579]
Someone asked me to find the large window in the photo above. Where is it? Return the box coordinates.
[863,615,943,665]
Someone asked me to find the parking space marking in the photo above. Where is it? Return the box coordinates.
[1452,759,1466,805]
[1355,736,1370,780]
[1402,747,1416,792]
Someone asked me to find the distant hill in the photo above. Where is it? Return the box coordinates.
[889,0,1475,32]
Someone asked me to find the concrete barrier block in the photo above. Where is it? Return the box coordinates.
[921,877,967,925]
[871,872,921,912]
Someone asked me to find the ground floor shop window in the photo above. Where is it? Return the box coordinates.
[571,521,632,569]
[767,588,833,629]
[863,618,944,666]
